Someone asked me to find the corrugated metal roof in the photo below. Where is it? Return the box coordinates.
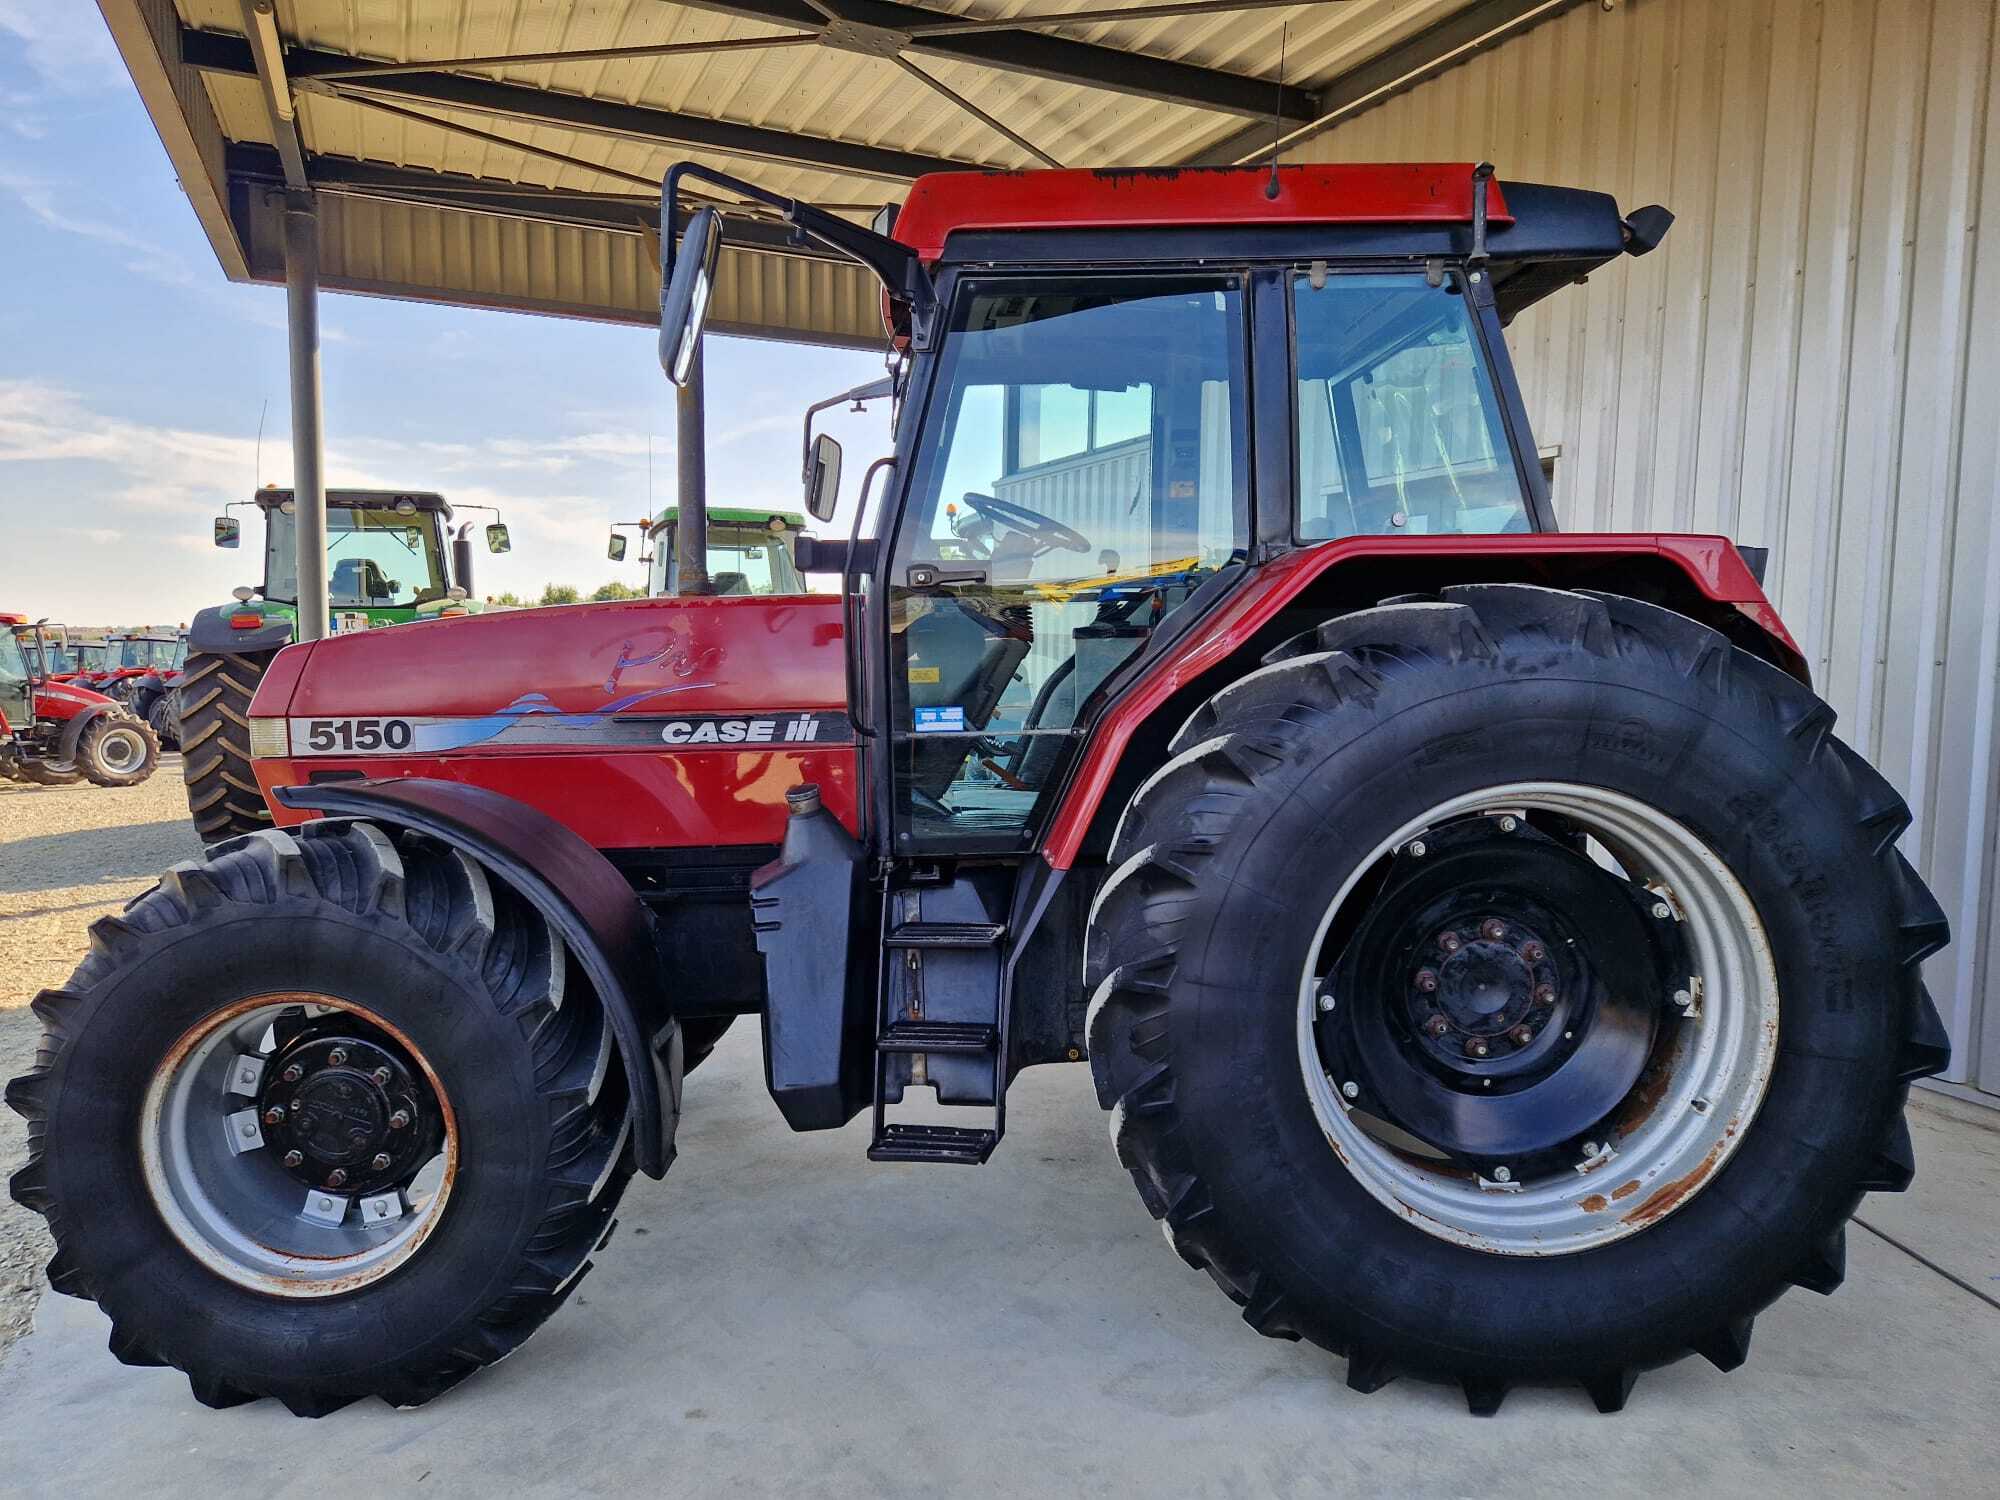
[100,1,1571,341]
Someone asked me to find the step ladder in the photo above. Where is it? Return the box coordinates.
[868,898,1007,1165]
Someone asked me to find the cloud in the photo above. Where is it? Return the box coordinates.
[0,2,126,96]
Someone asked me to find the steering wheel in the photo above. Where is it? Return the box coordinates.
[959,492,1091,555]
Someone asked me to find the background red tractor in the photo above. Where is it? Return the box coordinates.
[2,616,159,787]
[6,163,1947,1420]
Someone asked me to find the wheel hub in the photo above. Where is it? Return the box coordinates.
[1320,817,1687,1170]
[261,1031,435,1197]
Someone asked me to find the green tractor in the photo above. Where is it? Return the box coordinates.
[182,487,509,842]
[610,506,809,595]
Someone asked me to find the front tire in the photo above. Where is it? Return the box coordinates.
[148,691,181,749]
[1086,585,1950,1412]
[6,820,653,1415]
[178,648,277,842]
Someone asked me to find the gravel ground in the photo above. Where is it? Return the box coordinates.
[0,761,199,1365]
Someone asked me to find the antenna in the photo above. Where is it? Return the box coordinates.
[253,396,268,486]
[1264,23,1289,201]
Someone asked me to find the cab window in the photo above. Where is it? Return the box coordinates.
[1295,272,1529,539]
[888,276,1249,849]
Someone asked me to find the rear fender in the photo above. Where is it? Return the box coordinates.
[1042,533,1807,869]
[189,603,295,655]
[273,777,678,1178]
[55,702,115,763]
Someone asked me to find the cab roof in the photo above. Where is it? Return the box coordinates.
[892,163,1513,262]
[254,488,452,518]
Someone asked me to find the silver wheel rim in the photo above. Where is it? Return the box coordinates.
[96,726,145,772]
[140,993,457,1297]
[1297,781,1779,1256]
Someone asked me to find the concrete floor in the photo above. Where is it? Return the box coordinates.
[2,1028,1996,1499]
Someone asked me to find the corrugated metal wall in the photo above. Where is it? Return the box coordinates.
[1288,0,2000,1092]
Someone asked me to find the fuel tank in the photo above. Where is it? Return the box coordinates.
[250,595,856,850]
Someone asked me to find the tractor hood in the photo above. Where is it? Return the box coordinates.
[35,681,116,720]
[262,594,847,728]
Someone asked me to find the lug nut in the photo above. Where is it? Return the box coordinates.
[262,1106,285,1126]
[1521,941,1545,963]
[388,1110,411,1130]
[289,1097,303,1114]
[1509,1025,1534,1047]
[1465,1037,1491,1058]
[1533,984,1556,1005]
[1438,931,1463,954]
[280,1063,303,1084]
[372,1066,392,1086]
[1415,969,1440,994]
[1480,918,1506,941]
[283,1150,304,1169]
[1340,1080,1360,1100]
[1424,1015,1452,1038]
[1492,1165,1513,1183]
[1497,815,1520,833]
[371,1152,393,1172]
[1317,992,1335,1013]
[325,1169,348,1188]
[1408,840,1427,858]
[327,1047,349,1067]
[1651,901,1673,920]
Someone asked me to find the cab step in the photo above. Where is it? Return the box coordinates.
[878,1021,997,1054]
[867,1124,998,1165]
[882,921,1005,950]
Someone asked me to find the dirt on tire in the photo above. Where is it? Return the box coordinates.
[0,762,199,1365]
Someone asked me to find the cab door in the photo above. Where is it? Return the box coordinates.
[875,272,1254,857]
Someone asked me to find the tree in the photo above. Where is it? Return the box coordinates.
[490,591,525,607]
[590,581,644,602]
[538,583,580,607]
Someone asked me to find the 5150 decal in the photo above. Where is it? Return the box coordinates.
[300,717,414,753]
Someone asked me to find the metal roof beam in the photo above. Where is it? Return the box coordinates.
[237,1,307,187]
[673,0,1318,120]
[1185,0,1590,165]
[226,144,846,259]
[181,27,976,181]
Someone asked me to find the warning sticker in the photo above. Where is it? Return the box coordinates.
[913,706,967,734]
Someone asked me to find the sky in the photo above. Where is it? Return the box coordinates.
[0,2,892,627]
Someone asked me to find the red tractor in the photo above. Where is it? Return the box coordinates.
[2,616,160,786]
[7,164,1946,1419]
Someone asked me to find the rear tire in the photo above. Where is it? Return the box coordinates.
[148,691,181,750]
[1086,585,1950,1412]
[179,648,277,842]
[11,758,82,786]
[76,713,158,787]
[5,820,653,1415]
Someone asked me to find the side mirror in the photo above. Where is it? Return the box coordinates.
[608,533,629,562]
[485,522,511,553]
[659,206,722,387]
[214,517,240,548]
[806,433,843,522]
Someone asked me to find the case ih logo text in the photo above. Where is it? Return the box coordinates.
[659,714,829,745]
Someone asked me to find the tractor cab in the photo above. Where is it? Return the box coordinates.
[211,487,511,630]
[616,507,808,596]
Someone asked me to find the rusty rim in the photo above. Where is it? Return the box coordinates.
[1297,782,1779,1256]
[139,992,459,1298]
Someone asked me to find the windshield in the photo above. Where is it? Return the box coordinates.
[887,274,1249,848]
[651,524,806,596]
[1295,272,1529,538]
[265,505,448,607]
[0,630,28,718]
[110,637,183,670]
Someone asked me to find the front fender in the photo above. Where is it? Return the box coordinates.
[189,603,295,655]
[55,702,114,763]
[273,777,678,1178]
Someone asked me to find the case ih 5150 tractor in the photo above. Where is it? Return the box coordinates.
[8,163,1949,1420]
[1,617,159,787]
[182,488,510,842]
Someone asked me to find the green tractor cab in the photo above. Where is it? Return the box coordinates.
[183,488,509,841]
[610,507,808,596]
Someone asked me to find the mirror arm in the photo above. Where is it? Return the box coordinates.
[663,163,937,343]
[800,376,895,485]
